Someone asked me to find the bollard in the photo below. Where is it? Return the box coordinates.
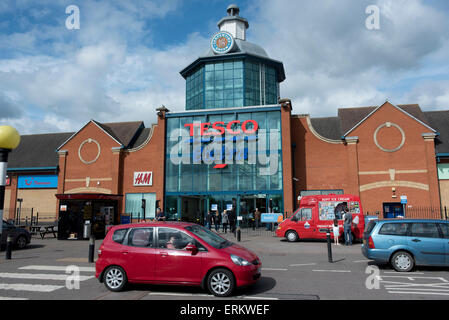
[237,227,241,242]
[5,235,13,260]
[88,235,95,263]
[326,229,333,263]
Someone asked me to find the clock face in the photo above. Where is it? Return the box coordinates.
[211,31,234,54]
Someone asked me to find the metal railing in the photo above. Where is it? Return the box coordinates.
[365,206,449,220]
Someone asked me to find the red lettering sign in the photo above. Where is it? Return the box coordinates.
[133,172,153,186]
[184,120,259,136]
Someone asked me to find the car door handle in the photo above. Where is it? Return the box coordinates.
[411,239,421,242]
[122,251,129,255]
[160,252,168,257]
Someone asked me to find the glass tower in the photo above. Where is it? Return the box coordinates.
[181,5,285,110]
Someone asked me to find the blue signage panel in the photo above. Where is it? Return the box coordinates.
[261,213,283,223]
[18,175,58,189]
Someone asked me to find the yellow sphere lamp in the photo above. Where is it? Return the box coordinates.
[0,126,21,150]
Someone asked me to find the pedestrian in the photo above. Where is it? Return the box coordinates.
[343,208,352,245]
[254,208,261,228]
[332,218,340,245]
[214,211,221,232]
[156,207,166,221]
[229,210,236,233]
[222,210,229,233]
[205,211,213,230]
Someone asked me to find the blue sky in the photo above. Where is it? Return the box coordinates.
[0,0,448,134]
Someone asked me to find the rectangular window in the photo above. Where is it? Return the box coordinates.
[125,193,156,219]
[128,228,153,247]
[410,223,441,238]
[378,223,409,236]
[158,227,195,250]
[439,223,449,238]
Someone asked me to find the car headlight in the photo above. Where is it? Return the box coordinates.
[230,254,251,266]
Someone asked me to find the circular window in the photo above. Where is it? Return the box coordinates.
[78,138,101,164]
[373,122,405,152]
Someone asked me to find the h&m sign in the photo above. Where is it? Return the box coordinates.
[133,172,153,186]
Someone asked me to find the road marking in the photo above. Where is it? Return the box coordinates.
[352,260,371,263]
[262,268,288,271]
[19,265,95,272]
[0,296,29,300]
[242,296,279,300]
[383,271,425,275]
[388,291,449,296]
[313,270,351,273]
[148,292,212,297]
[0,273,94,281]
[289,263,317,267]
[0,283,64,292]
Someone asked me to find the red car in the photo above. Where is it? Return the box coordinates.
[95,222,261,297]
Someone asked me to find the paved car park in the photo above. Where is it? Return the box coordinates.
[0,231,448,300]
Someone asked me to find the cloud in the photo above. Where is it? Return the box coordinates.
[248,0,449,116]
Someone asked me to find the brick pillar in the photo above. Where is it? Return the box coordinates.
[280,99,294,216]
[55,150,68,216]
[422,133,441,211]
[7,174,18,220]
[344,136,360,196]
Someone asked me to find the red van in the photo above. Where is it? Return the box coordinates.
[276,194,365,242]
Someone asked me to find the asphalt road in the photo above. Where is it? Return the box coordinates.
[0,230,448,301]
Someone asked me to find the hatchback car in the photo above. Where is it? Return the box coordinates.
[1,220,31,249]
[95,222,262,297]
[362,219,449,272]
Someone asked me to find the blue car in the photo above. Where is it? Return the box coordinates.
[362,219,449,272]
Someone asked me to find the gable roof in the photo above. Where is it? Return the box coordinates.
[423,110,449,154]
[7,132,74,170]
[341,102,436,137]
[57,120,144,151]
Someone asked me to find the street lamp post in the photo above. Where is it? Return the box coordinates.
[0,126,21,239]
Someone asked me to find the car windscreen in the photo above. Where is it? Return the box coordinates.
[185,225,232,249]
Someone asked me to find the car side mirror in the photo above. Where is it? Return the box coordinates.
[185,244,198,255]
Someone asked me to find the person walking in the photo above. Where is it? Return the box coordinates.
[229,210,236,233]
[221,210,229,233]
[213,211,221,232]
[254,208,261,228]
[343,208,353,246]
[205,211,213,230]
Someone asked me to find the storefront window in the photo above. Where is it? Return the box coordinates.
[125,193,156,219]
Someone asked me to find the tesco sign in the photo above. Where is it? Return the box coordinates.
[184,120,258,136]
[133,172,153,186]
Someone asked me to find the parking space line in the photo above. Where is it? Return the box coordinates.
[383,271,425,275]
[0,296,29,300]
[352,260,371,263]
[313,270,351,273]
[388,291,449,296]
[262,268,288,271]
[289,263,316,267]
[19,265,95,272]
[0,272,94,281]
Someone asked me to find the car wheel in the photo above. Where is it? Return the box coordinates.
[286,230,298,242]
[207,268,235,297]
[391,251,414,272]
[16,235,27,249]
[103,266,127,292]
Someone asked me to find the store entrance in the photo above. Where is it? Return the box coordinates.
[57,199,117,240]
[239,195,267,227]
[180,196,206,224]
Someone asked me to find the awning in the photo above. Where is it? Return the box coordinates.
[55,193,123,201]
